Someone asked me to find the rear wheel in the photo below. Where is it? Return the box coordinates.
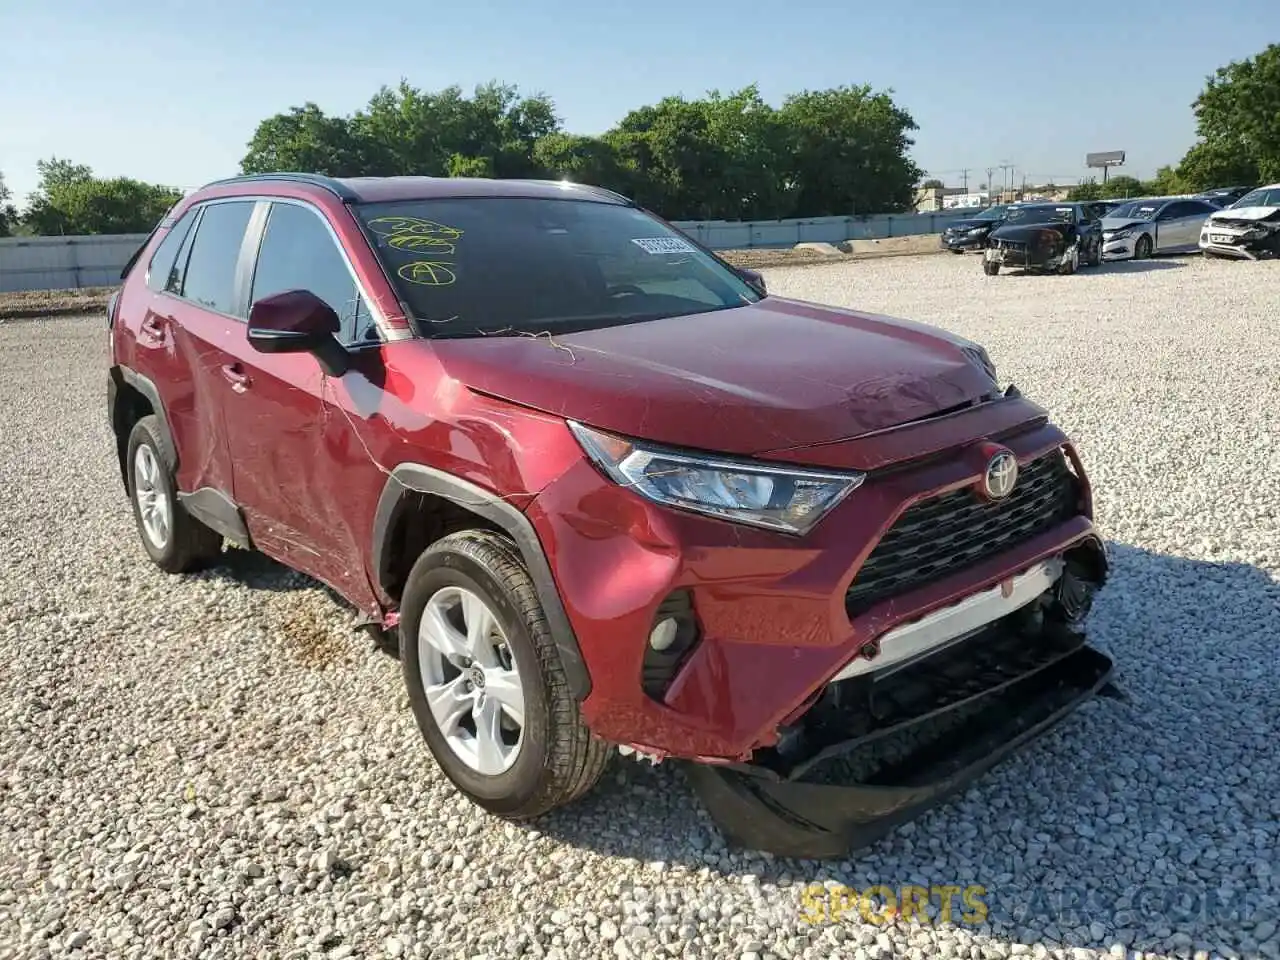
[1088,239,1102,267]
[1134,234,1153,259]
[1058,247,1079,275]
[982,260,1000,276]
[400,530,609,819]
[126,416,223,573]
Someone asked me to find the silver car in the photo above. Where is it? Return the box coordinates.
[1100,197,1219,260]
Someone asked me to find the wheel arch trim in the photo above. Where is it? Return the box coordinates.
[372,463,591,701]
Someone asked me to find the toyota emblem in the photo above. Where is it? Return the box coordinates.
[983,451,1019,500]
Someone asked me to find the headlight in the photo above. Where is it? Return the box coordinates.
[567,421,864,535]
[1106,229,1132,241]
[967,227,987,235]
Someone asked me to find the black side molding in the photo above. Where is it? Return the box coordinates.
[372,464,591,701]
[113,366,178,470]
[178,488,252,548]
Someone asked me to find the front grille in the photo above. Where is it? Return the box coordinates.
[845,450,1079,617]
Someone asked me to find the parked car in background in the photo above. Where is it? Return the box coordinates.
[982,202,1106,275]
[1199,183,1280,259]
[939,204,1014,253]
[1196,186,1254,206]
[106,172,1116,859]
[1100,196,1218,260]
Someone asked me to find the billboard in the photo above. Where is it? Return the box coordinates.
[1086,151,1126,168]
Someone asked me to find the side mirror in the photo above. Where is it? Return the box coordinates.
[247,289,350,376]
[737,267,767,295]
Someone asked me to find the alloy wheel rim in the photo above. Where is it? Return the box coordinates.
[133,444,171,549]
[417,586,525,776]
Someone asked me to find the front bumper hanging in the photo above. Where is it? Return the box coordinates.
[684,618,1118,859]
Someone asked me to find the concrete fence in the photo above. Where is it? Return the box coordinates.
[0,210,975,293]
[0,234,149,293]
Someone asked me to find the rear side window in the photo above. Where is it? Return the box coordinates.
[146,209,198,293]
[250,202,374,343]
[181,201,255,316]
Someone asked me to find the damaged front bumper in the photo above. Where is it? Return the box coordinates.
[983,242,1072,271]
[684,554,1118,859]
[1198,226,1278,259]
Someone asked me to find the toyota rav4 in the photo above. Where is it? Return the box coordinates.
[107,174,1116,858]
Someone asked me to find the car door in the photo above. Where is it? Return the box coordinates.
[216,198,384,604]
[1169,200,1216,250]
[130,200,257,505]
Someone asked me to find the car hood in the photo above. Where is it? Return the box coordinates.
[430,297,997,456]
[1100,217,1151,232]
[1209,205,1280,222]
[990,223,1072,242]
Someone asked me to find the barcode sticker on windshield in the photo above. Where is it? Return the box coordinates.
[631,236,695,255]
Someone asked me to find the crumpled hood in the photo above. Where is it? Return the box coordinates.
[1209,205,1280,222]
[990,223,1072,243]
[1101,217,1149,232]
[430,297,996,456]
[943,218,995,233]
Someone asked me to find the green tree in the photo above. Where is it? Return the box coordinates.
[1176,139,1260,191]
[1175,44,1280,187]
[241,104,372,176]
[533,133,633,194]
[1098,174,1146,199]
[920,178,945,189]
[21,159,181,235]
[776,85,922,217]
[1145,165,1188,195]
[0,171,17,237]
[1067,178,1103,201]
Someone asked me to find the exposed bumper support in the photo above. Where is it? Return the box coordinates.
[685,620,1116,859]
[830,557,1063,683]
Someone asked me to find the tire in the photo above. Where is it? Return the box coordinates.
[1088,239,1102,267]
[1058,247,1078,275]
[400,529,609,819]
[126,416,223,573]
[1134,234,1153,259]
[983,260,1000,276]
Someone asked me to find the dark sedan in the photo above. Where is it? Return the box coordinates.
[939,205,1014,252]
[982,202,1107,275]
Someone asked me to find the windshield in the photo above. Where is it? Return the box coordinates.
[1231,188,1280,208]
[1003,205,1075,225]
[355,198,761,337]
[1108,200,1164,220]
[972,205,1008,221]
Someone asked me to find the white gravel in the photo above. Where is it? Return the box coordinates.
[1,252,1278,960]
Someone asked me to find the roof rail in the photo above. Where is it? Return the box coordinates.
[198,172,358,201]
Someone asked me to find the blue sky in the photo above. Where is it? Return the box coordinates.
[2,0,1277,204]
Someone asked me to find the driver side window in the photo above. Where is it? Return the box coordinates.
[250,202,377,345]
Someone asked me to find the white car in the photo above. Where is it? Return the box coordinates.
[1199,184,1280,259]
[1100,197,1218,261]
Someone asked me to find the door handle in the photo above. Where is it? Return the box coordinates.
[221,363,252,393]
[140,316,167,342]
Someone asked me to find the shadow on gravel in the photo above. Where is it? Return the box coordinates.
[201,546,314,593]
[535,541,1280,957]
[1096,258,1188,273]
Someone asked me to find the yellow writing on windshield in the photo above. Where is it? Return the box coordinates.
[369,217,465,288]
[398,261,457,286]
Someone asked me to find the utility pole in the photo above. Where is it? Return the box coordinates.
[986,167,996,198]
[959,168,970,192]
[999,162,1014,194]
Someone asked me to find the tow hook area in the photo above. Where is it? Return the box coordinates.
[684,610,1117,859]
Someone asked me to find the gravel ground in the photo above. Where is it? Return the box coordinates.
[1,253,1277,960]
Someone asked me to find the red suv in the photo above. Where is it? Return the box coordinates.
[108,174,1116,858]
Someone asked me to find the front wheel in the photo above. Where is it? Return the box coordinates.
[1058,247,1079,275]
[982,260,1000,276]
[399,530,609,819]
[1134,234,1153,259]
[1089,240,1102,267]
